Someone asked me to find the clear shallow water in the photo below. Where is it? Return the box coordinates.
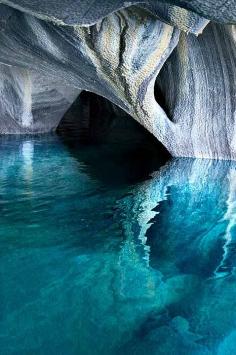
[0,134,236,354]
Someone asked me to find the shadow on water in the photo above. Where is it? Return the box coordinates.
[1,94,236,354]
[57,91,170,186]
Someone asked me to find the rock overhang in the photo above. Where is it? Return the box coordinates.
[0,0,235,160]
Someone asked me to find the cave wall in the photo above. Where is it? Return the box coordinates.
[0,64,79,133]
[0,1,235,159]
[156,23,236,159]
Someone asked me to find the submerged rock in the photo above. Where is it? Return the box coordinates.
[0,1,235,159]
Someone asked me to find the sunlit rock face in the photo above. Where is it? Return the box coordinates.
[0,1,235,159]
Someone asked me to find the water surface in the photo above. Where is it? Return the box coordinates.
[0,133,236,355]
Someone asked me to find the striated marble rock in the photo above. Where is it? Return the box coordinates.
[0,64,79,133]
[0,0,234,25]
[0,5,180,139]
[0,1,235,159]
[156,23,236,159]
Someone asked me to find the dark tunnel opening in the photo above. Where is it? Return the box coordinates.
[57,91,171,185]
[154,83,172,119]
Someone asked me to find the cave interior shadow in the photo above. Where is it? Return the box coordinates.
[57,91,171,186]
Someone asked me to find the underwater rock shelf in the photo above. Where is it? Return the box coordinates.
[0,0,235,160]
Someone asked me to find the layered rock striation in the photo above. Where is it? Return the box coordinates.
[0,0,235,159]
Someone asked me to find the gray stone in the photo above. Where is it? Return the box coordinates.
[0,2,235,160]
[156,23,236,159]
[0,64,79,133]
[0,0,235,25]
[0,5,179,139]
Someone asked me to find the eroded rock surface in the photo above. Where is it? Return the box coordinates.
[0,64,79,133]
[0,0,234,25]
[0,1,235,159]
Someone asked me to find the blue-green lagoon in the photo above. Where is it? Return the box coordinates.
[1,131,236,354]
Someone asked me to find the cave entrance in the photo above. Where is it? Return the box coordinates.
[57,91,170,184]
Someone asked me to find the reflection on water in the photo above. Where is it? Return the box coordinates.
[0,134,236,354]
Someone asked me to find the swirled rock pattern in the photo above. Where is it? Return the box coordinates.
[156,23,236,159]
[0,5,180,140]
[0,1,235,159]
[0,65,79,133]
[0,0,234,25]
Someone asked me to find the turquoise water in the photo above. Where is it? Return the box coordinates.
[1,133,236,354]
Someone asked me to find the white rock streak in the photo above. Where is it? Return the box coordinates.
[0,3,235,160]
